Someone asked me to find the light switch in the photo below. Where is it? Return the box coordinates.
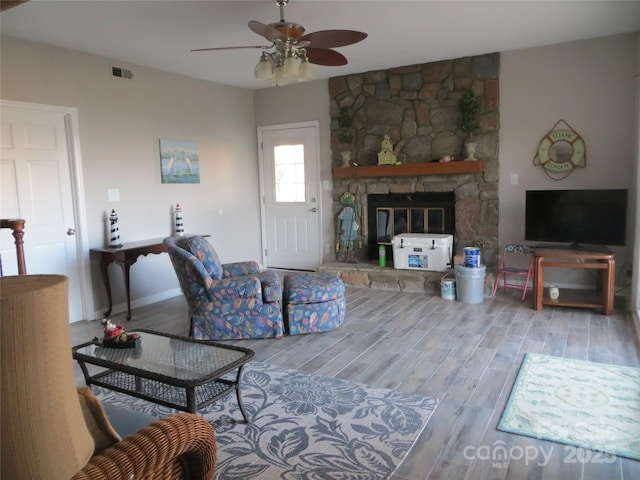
[510,174,519,185]
[107,188,120,202]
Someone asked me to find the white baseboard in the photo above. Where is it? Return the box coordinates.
[86,288,183,322]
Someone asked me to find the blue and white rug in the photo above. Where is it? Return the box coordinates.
[498,353,640,461]
[96,362,439,479]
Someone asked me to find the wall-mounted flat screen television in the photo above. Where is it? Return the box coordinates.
[525,189,627,247]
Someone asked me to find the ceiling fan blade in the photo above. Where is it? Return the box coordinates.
[1,0,29,11]
[248,20,286,42]
[306,48,347,66]
[191,45,269,52]
[300,30,368,49]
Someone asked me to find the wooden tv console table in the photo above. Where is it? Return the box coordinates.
[532,247,615,315]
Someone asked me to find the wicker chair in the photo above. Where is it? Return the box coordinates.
[1,274,216,480]
[71,413,216,480]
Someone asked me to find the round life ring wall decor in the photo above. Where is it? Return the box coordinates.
[533,120,586,180]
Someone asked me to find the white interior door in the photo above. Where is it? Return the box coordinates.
[0,102,85,322]
[259,123,321,270]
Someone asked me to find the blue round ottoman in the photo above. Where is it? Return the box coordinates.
[283,272,346,335]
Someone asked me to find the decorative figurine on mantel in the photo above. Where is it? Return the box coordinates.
[336,192,361,263]
[377,135,398,165]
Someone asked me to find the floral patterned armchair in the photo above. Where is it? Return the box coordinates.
[163,236,284,340]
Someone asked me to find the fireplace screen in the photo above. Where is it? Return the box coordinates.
[368,193,455,259]
[376,207,446,243]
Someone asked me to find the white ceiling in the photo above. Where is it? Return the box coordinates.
[2,0,639,90]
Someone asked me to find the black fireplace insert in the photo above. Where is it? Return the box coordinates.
[367,192,455,259]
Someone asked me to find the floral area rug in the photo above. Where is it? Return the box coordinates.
[498,353,640,460]
[95,362,439,479]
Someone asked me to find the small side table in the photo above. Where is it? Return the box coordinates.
[532,247,615,315]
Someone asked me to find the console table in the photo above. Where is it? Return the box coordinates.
[532,247,615,315]
[91,235,206,321]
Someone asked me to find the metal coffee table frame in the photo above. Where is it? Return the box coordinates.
[73,328,255,422]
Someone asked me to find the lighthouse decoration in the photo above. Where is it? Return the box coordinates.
[174,204,184,236]
[108,209,122,248]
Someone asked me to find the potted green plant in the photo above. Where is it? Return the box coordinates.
[338,107,352,128]
[339,130,354,144]
[461,90,479,160]
[337,107,354,166]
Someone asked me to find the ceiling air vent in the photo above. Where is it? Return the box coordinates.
[111,66,133,79]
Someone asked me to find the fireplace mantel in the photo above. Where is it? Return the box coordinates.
[332,161,482,179]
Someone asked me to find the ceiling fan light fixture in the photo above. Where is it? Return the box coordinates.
[273,64,287,86]
[298,57,313,81]
[283,51,300,77]
[254,53,273,80]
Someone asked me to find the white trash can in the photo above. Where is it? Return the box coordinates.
[455,264,486,304]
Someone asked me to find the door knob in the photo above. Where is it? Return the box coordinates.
[67,228,76,236]
[311,208,317,213]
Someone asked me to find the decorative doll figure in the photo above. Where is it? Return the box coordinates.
[336,192,360,263]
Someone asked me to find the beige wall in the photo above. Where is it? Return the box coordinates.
[1,37,260,318]
[500,33,637,287]
[632,32,640,317]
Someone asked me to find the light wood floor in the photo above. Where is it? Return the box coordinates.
[71,287,640,480]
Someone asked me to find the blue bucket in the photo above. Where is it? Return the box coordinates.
[463,247,481,268]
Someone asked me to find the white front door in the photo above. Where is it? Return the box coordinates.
[259,123,321,270]
[0,101,86,322]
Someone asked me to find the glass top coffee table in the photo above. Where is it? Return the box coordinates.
[73,329,255,422]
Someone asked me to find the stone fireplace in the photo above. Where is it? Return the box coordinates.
[329,53,500,268]
[332,168,497,267]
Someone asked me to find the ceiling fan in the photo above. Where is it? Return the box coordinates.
[191,0,367,85]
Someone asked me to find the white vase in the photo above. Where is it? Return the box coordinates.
[464,141,478,161]
[340,151,352,167]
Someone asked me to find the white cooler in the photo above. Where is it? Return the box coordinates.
[391,233,453,272]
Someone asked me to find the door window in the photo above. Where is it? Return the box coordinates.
[274,144,305,203]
